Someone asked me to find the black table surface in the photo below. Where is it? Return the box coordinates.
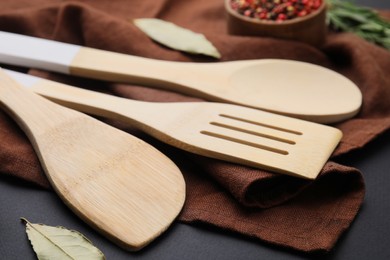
[1,1,389,259]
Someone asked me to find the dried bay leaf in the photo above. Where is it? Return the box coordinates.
[21,218,105,260]
[133,18,221,58]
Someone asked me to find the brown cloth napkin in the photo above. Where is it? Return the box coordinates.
[1,0,389,253]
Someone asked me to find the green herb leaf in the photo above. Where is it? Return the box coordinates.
[22,218,105,260]
[133,18,221,58]
[327,0,390,51]
[331,8,369,24]
[359,22,384,32]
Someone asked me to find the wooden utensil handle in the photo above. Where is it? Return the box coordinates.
[71,47,218,98]
[30,79,145,120]
[0,70,68,134]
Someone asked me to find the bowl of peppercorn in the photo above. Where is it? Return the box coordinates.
[225,0,327,46]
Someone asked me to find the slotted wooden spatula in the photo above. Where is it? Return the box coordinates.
[6,69,342,180]
[0,69,186,251]
[0,31,362,123]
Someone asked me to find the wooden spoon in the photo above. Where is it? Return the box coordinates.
[0,31,362,124]
[0,69,186,251]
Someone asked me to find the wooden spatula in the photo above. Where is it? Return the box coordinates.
[6,69,342,180]
[0,31,362,124]
[0,69,186,251]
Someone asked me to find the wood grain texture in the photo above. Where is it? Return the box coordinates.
[0,69,186,251]
[70,47,362,124]
[27,77,342,179]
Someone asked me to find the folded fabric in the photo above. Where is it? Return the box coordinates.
[0,0,389,253]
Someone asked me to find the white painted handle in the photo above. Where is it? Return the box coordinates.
[0,31,80,74]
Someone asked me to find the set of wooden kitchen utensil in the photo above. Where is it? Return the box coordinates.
[0,31,362,250]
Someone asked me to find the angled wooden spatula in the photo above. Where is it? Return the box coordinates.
[0,31,362,123]
[6,69,342,180]
[0,69,186,251]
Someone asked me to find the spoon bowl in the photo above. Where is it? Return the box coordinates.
[223,59,362,123]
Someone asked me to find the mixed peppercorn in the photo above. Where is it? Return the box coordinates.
[230,0,323,21]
